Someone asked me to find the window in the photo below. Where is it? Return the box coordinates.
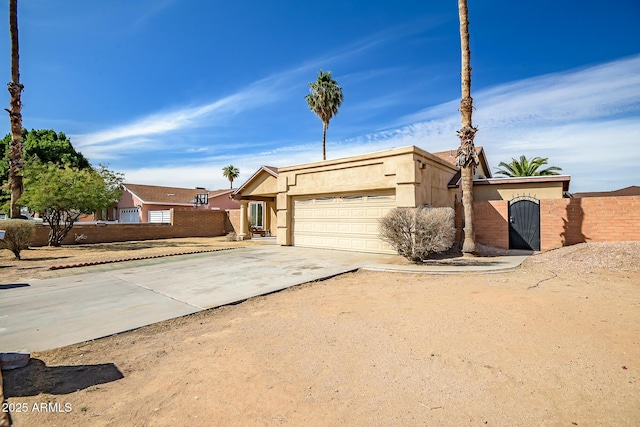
[250,202,263,228]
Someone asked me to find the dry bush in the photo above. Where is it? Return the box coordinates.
[379,206,455,263]
[225,231,237,242]
[0,219,36,260]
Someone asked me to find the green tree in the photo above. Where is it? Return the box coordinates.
[1,129,90,207]
[222,165,240,189]
[455,0,479,254]
[7,0,24,218]
[305,70,343,160]
[495,156,563,177]
[19,161,123,246]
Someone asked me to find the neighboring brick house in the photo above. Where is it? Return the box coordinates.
[113,184,239,223]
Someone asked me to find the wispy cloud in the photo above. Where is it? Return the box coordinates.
[126,55,640,192]
[72,82,276,149]
[72,18,445,161]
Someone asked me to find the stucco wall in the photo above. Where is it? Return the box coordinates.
[209,193,241,210]
[242,171,278,196]
[274,146,458,246]
[473,181,564,202]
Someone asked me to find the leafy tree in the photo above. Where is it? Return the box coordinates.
[495,156,563,177]
[222,164,240,189]
[1,129,90,207]
[19,161,123,246]
[7,0,24,218]
[305,70,343,160]
[455,0,479,255]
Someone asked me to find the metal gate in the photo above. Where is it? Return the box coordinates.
[509,196,540,251]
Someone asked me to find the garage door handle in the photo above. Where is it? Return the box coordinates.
[510,216,515,223]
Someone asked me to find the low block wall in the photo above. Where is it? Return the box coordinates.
[30,209,238,247]
[541,196,640,249]
[226,209,240,234]
[464,196,640,251]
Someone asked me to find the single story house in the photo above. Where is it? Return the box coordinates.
[233,145,573,254]
[111,184,239,223]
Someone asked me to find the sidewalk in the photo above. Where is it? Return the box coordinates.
[363,250,531,273]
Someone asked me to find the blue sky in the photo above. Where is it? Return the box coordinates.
[1,0,639,192]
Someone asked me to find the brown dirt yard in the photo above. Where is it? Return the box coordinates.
[2,240,640,426]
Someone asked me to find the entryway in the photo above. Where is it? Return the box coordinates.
[509,196,541,251]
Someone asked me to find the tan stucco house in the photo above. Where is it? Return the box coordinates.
[233,144,574,254]
[234,146,492,253]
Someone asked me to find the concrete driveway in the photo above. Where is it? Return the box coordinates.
[0,246,400,352]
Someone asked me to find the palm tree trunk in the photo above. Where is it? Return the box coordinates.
[7,0,24,219]
[322,121,328,160]
[457,0,477,254]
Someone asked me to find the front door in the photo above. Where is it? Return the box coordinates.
[509,197,540,251]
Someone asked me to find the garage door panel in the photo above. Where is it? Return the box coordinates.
[293,193,396,254]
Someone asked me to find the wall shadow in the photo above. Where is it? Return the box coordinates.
[2,358,124,397]
[561,198,587,246]
[0,283,30,290]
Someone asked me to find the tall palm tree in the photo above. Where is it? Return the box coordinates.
[7,0,24,218]
[222,165,240,189]
[496,156,562,177]
[305,70,343,160]
[455,0,479,254]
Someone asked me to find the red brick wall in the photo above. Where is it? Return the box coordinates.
[226,209,240,234]
[30,209,230,247]
[460,196,640,251]
[474,200,509,249]
[541,196,640,250]
[456,200,509,249]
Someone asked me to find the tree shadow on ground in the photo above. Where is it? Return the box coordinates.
[422,259,505,267]
[21,256,71,262]
[2,358,124,397]
[419,242,511,266]
[77,241,211,252]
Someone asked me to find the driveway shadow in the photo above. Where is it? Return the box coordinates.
[2,358,124,397]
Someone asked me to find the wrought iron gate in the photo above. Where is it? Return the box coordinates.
[509,196,540,251]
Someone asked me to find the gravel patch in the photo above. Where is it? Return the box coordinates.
[526,241,640,273]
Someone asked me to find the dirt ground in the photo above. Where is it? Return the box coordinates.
[2,241,640,426]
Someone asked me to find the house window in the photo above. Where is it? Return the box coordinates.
[250,202,263,228]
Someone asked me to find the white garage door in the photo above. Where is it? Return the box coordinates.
[119,207,140,223]
[293,192,396,254]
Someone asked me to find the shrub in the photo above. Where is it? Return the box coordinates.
[225,231,237,242]
[379,206,455,263]
[0,219,36,260]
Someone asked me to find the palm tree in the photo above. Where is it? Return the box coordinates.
[455,0,479,254]
[305,70,343,160]
[7,0,24,218]
[222,165,240,189]
[495,156,562,177]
